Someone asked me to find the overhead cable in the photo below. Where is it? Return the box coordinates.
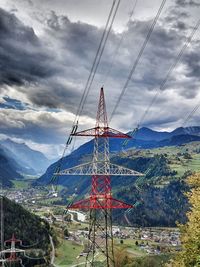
[77,0,122,120]
[138,18,200,128]
[110,0,167,121]
[49,0,121,185]
[103,0,138,85]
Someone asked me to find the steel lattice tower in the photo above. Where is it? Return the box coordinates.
[57,88,143,266]
[0,234,25,265]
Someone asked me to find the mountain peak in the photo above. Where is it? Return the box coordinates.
[0,139,50,174]
[133,127,170,141]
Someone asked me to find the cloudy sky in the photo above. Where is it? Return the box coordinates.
[0,0,200,158]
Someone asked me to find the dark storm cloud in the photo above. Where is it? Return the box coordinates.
[165,10,189,22]
[1,6,197,115]
[41,9,200,114]
[0,108,69,144]
[25,82,81,113]
[0,8,59,86]
[176,0,200,7]
[164,2,192,33]
[0,3,199,150]
[142,115,181,129]
[183,51,200,78]
[44,10,114,69]
[46,10,70,31]
[125,20,184,91]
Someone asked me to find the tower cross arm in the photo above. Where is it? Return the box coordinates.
[55,162,93,176]
[1,249,25,253]
[55,161,143,176]
[71,126,131,138]
[109,163,143,176]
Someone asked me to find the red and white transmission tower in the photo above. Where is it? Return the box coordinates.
[0,234,25,265]
[57,87,143,266]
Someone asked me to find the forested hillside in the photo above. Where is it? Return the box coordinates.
[1,197,52,252]
[35,127,200,227]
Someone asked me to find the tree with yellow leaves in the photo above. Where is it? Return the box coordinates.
[172,173,200,267]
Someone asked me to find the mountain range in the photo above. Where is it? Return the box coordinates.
[37,126,200,185]
[1,139,51,174]
[0,144,23,187]
[0,139,52,187]
[36,126,200,226]
[1,126,200,189]
[2,126,200,226]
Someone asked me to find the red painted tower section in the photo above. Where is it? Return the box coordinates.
[4,234,22,262]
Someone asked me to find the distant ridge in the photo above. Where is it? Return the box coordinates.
[1,138,51,174]
[37,125,200,186]
[0,144,23,187]
[133,127,170,141]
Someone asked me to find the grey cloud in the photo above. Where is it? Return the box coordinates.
[24,82,81,114]
[0,109,69,144]
[42,10,200,113]
[44,10,113,68]
[183,50,200,78]
[0,4,200,149]
[1,7,194,116]
[46,10,70,31]
[176,0,200,7]
[166,11,189,22]
[0,8,59,86]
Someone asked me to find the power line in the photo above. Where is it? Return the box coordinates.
[49,0,121,186]
[182,100,200,127]
[109,0,167,121]
[137,18,200,128]
[103,0,138,85]
[75,0,120,122]
[120,17,200,151]
[78,0,122,119]
[120,19,200,226]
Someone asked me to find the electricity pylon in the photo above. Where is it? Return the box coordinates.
[57,87,143,266]
[0,234,25,265]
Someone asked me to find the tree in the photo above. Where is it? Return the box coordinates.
[114,248,131,267]
[172,173,200,267]
[183,153,192,160]
[64,228,70,238]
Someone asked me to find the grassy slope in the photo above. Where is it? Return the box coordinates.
[126,141,200,180]
[55,238,83,266]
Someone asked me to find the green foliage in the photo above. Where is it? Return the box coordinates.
[182,170,194,180]
[172,173,200,267]
[0,197,52,252]
[64,228,69,237]
[124,254,171,267]
[145,155,177,179]
[55,239,83,266]
[111,154,177,188]
[52,207,64,215]
[183,152,192,160]
[113,180,189,227]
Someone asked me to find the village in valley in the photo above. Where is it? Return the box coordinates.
[2,185,181,265]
